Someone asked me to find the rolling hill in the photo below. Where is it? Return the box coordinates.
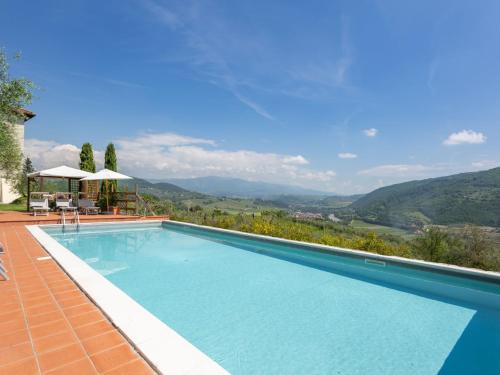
[348,167,500,228]
[119,178,203,199]
[162,176,330,198]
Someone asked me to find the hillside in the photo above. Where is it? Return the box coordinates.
[348,167,500,228]
[163,176,329,198]
[119,178,199,199]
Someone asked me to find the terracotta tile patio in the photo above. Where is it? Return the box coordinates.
[0,211,167,225]
[0,220,157,374]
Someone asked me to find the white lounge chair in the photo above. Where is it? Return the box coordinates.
[30,194,50,216]
[78,199,100,215]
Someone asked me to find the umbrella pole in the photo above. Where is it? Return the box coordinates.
[106,179,109,212]
[27,177,31,212]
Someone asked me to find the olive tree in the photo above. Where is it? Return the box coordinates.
[0,49,35,185]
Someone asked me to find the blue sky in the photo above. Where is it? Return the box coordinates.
[2,0,500,194]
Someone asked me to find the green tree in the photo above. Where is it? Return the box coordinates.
[15,157,36,196]
[411,227,457,263]
[79,143,96,172]
[449,226,497,270]
[104,142,117,193]
[0,49,35,184]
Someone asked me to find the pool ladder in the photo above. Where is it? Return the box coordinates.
[0,246,8,281]
[60,210,80,228]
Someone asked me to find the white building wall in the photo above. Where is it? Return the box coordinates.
[0,119,25,204]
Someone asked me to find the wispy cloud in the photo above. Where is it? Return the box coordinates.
[427,57,440,94]
[140,1,356,118]
[141,0,275,121]
[70,72,145,89]
[358,164,437,177]
[231,91,274,120]
[338,152,357,159]
[288,15,353,90]
[443,129,486,146]
[141,0,183,30]
[104,79,145,89]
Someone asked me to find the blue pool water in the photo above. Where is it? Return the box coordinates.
[43,222,500,374]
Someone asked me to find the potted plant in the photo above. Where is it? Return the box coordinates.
[108,192,119,215]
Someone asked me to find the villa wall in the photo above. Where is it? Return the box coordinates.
[0,119,26,204]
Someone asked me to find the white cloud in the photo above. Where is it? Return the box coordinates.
[282,155,309,165]
[24,139,104,170]
[471,160,499,169]
[358,164,436,177]
[443,129,486,146]
[363,128,378,137]
[338,152,357,159]
[24,132,335,190]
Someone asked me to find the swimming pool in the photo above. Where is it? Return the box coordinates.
[34,221,500,374]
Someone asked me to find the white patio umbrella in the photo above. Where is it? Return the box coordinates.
[28,165,94,179]
[80,169,132,211]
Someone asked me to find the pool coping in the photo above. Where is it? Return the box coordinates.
[26,221,230,375]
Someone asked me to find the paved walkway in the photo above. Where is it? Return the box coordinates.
[0,222,157,374]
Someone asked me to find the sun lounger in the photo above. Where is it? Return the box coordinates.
[30,195,50,216]
[78,199,101,215]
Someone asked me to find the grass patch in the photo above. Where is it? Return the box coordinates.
[0,197,27,212]
[0,202,26,212]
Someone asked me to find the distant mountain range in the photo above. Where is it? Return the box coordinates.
[158,176,331,198]
[348,167,500,228]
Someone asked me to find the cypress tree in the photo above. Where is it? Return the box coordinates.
[79,143,96,172]
[104,143,117,192]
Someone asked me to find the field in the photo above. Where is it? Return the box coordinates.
[349,220,415,240]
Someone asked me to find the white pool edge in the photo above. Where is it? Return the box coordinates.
[26,223,230,375]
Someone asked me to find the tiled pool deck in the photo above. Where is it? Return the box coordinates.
[0,220,157,374]
[0,211,167,225]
